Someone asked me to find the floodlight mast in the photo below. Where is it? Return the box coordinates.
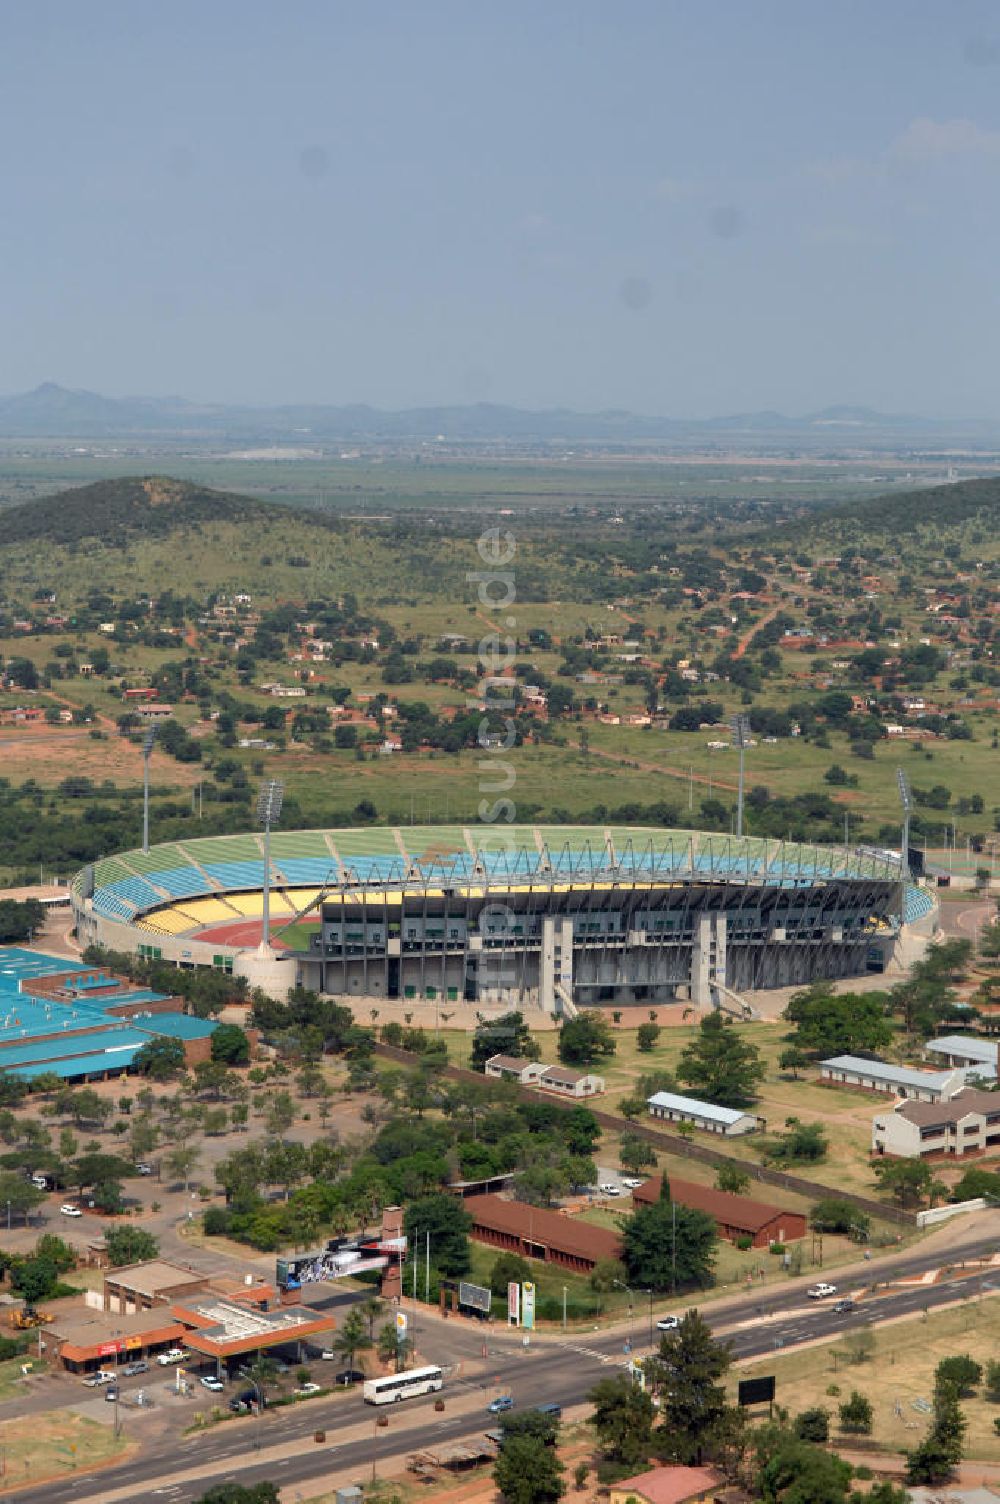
[141,726,157,854]
[896,768,912,878]
[731,714,750,839]
[256,780,284,955]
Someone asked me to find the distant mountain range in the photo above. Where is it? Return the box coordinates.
[1,383,998,446]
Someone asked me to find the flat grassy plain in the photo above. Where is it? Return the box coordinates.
[737,1295,1000,1462]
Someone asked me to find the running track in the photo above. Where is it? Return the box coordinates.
[196,919,318,949]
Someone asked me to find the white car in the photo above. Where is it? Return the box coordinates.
[200,1375,225,1392]
[656,1315,680,1332]
[82,1370,116,1388]
[30,1174,49,1189]
[60,1203,82,1217]
[619,1177,642,1190]
[599,1183,621,1197]
[156,1348,186,1366]
[295,1381,322,1396]
[806,1283,838,1300]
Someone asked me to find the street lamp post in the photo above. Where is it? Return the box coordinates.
[613,1280,635,1350]
[256,779,284,955]
[141,726,158,854]
[731,714,750,839]
[641,1288,653,1349]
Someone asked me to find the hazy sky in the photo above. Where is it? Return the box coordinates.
[4,1,1000,416]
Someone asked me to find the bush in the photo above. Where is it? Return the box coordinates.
[769,1242,785,1256]
[839,1390,873,1435]
[203,1207,233,1237]
[985,1360,1000,1403]
[794,1407,830,1442]
[735,1234,753,1251]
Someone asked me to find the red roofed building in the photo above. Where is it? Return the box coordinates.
[632,1175,805,1249]
[465,1194,621,1274]
[608,1465,723,1504]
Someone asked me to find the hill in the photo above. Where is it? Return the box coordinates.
[2,383,998,448]
[0,474,278,547]
[816,474,1000,535]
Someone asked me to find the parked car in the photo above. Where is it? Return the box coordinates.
[619,1177,642,1190]
[59,1203,82,1217]
[832,1298,856,1314]
[656,1315,680,1331]
[30,1174,49,1189]
[121,1361,149,1377]
[156,1348,186,1366]
[104,1387,119,1403]
[82,1370,116,1388]
[489,1395,514,1414]
[135,1163,154,1176]
[599,1183,621,1197]
[295,1381,322,1396]
[200,1375,225,1392]
[230,1389,264,1413]
[334,1369,365,1386]
[806,1283,838,1300]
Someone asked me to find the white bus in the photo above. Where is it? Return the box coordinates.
[363,1365,444,1405]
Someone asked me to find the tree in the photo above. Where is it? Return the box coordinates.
[622,1198,716,1292]
[92,1180,125,1214]
[715,1165,750,1196]
[331,1307,370,1372]
[652,1310,731,1463]
[809,1199,870,1241]
[132,1037,186,1080]
[359,1294,385,1341]
[587,1373,655,1466]
[873,1158,933,1207]
[778,1046,810,1079]
[105,1226,159,1267]
[935,1355,982,1398]
[768,1119,828,1164]
[403,1193,472,1277]
[636,1022,660,1053]
[838,1391,873,1435]
[677,1013,764,1107]
[784,983,893,1058]
[470,1011,534,1071]
[64,1089,111,1128]
[906,1380,965,1486]
[503,1408,561,1447]
[985,1359,1000,1403]
[619,1132,656,1175]
[211,1023,251,1067]
[11,1254,58,1310]
[163,1143,201,1192]
[490,1251,531,1297]
[265,1092,295,1136]
[0,1173,45,1226]
[493,1433,565,1504]
[70,1153,133,1196]
[558,1012,616,1067]
[759,1434,851,1504]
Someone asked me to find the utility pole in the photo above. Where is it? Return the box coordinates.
[256,779,284,956]
[425,1231,430,1305]
[731,714,750,838]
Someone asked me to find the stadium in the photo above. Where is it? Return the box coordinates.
[71,826,936,1010]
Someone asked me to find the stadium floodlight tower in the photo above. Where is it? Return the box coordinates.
[141,725,158,854]
[256,778,284,956]
[731,714,751,839]
[896,767,912,877]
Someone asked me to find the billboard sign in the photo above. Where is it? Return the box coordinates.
[507,1281,520,1325]
[521,1281,535,1331]
[738,1376,776,1407]
[459,1281,492,1314]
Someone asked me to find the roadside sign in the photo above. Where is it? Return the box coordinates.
[507,1282,520,1326]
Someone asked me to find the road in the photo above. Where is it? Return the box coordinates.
[14,1228,999,1504]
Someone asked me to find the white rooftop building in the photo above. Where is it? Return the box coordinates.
[647,1090,758,1137]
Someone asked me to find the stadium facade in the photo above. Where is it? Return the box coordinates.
[72,826,936,1009]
